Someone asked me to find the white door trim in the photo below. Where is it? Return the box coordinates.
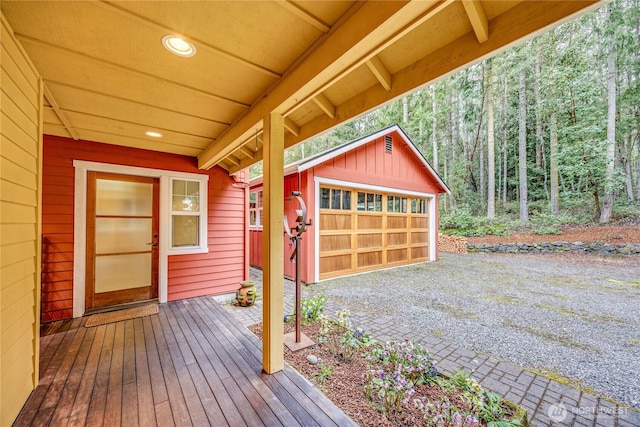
[72,160,208,317]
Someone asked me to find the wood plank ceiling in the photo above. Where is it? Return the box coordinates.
[1,1,604,173]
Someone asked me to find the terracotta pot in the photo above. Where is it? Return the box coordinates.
[235,281,257,307]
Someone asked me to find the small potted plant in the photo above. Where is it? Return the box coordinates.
[234,280,257,307]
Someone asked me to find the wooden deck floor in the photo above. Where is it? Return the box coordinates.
[14,297,355,426]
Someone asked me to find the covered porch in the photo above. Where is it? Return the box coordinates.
[14,297,354,426]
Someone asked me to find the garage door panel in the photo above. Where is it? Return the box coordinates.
[387,232,407,246]
[321,213,351,230]
[357,251,382,268]
[357,215,382,229]
[411,217,429,228]
[320,254,351,274]
[387,216,407,229]
[320,234,351,251]
[411,231,428,244]
[411,246,428,259]
[387,248,407,263]
[357,233,382,248]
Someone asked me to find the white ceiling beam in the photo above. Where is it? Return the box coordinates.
[275,1,331,33]
[43,83,79,140]
[199,0,442,169]
[366,56,392,91]
[99,1,281,79]
[284,117,300,137]
[312,94,336,119]
[462,0,489,43]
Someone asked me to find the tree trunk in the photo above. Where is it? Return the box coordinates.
[637,131,640,203]
[487,60,495,218]
[402,97,409,124]
[431,85,438,172]
[600,6,616,224]
[550,110,560,215]
[503,75,508,204]
[534,45,543,171]
[519,67,529,223]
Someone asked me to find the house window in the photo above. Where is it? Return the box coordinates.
[249,189,263,228]
[357,192,382,212]
[387,195,407,213]
[384,135,393,153]
[170,177,208,252]
[321,187,351,210]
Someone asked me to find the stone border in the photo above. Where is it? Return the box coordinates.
[467,241,640,255]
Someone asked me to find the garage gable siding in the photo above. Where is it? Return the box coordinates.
[311,132,442,194]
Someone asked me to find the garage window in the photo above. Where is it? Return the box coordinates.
[387,195,407,213]
[411,198,428,214]
[321,187,351,210]
[357,192,382,212]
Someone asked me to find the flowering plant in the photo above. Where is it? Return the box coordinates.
[367,340,438,385]
[365,366,416,418]
[414,396,480,427]
[319,309,373,361]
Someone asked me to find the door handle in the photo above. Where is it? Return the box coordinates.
[146,242,158,247]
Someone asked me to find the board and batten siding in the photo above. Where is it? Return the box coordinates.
[42,135,246,321]
[1,14,43,427]
[312,133,443,195]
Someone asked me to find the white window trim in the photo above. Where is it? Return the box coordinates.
[168,177,209,255]
[314,176,437,283]
[72,160,209,317]
[249,187,263,230]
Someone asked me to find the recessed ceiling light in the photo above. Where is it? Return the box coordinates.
[161,35,196,57]
[145,131,163,138]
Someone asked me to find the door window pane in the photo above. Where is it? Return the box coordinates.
[95,253,151,293]
[375,194,382,212]
[96,179,152,216]
[96,218,151,254]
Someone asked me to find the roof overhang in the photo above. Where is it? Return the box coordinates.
[1,1,606,172]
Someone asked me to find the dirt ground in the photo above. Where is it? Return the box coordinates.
[466,225,640,245]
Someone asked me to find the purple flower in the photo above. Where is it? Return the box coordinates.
[452,412,463,426]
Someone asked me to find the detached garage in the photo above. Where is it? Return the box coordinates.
[249,125,450,283]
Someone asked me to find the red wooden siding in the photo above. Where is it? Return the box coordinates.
[41,135,246,322]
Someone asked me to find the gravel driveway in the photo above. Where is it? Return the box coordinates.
[311,252,640,410]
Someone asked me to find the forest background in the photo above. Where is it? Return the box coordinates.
[251,0,640,236]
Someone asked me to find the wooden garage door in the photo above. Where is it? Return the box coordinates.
[319,186,430,279]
